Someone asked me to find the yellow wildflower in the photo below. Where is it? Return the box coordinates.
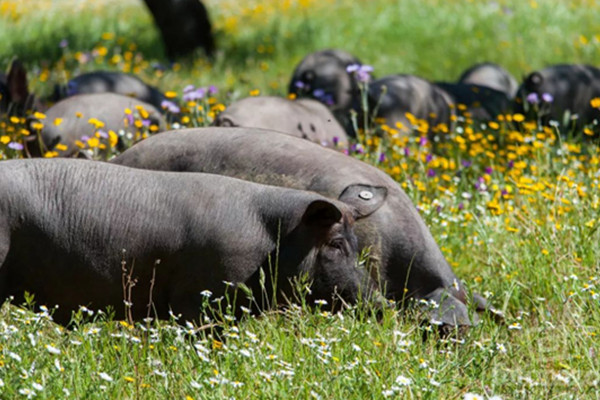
[87,137,99,148]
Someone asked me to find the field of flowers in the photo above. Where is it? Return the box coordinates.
[1,0,600,398]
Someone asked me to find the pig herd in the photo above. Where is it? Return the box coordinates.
[1,48,599,330]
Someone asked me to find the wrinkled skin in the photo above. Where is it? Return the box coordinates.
[0,159,371,325]
[53,71,167,111]
[0,59,43,116]
[514,64,600,132]
[367,75,455,137]
[26,93,166,157]
[458,62,519,98]
[113,127,488,327]
[288,49,365,136]
[213,96,349,147]
[435,82,512,121]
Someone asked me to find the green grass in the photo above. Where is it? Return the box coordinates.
[1,0,600,398]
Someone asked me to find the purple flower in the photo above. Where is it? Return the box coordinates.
[507,160,514,169]
[542,93,554,103]
[526,92,539,104]
[295,80,306,89]
[142,119,151,127]
[419,136,428,147]
[208,85,218,95]
[425,153,433,163]
[77,52,91,64]
[183,84,195,93]
[475,176,487,192]
[404,147,410,156]
[59,39,69,49]
[427,168,436,177]
[126,113,134,126]
[346,64,373,83]
[183,88,205,102]
[501,189,508,197]
[97,130,108,139]
[378,152,386,163]
[8,142,23,151]
[313,88,326,99]
[484,166,493,174]
[458,202,464,210]
[161,100,180,114]
[332,136,339,146]
[461,160,472,168]
[81,135,90,142]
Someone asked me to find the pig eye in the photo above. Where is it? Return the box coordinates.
[329,239,346,251]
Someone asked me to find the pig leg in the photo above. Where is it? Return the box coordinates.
[424,287,477,327]
[168,287,204,324]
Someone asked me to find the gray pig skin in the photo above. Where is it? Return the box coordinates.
[27,93,165,157]
[514,64,600,131]
[213,96,349,147]
[458,62,519,98]
[367,75,455,138]
[0,158,371,324]
[112,127,486,327]
[289,49,365,136]
[54,71,167,111]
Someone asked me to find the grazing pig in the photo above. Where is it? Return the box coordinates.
[367,75,455,137]
[26,93,166,158]
[289,49,366,136]
[458,62,519,98]
[213,96,349,146]
[112,127,488,328]
[53,71,168,111]
[514,64,600,131]
[0,59,41,116]
[0,158,370,325]
[435,82,512,121]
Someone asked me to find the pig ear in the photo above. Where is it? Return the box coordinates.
[338,184,387,218]
[526,72,543,89]
[302,200,343,227]
[7,59,29,105]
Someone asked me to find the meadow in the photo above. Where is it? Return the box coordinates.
[1,0,600,398]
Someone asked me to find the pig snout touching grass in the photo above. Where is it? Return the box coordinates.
[112,127,491,329]
[213,95,349,147]
[0,159,374,325]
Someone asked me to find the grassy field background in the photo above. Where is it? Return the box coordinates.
[1,0,600,398]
